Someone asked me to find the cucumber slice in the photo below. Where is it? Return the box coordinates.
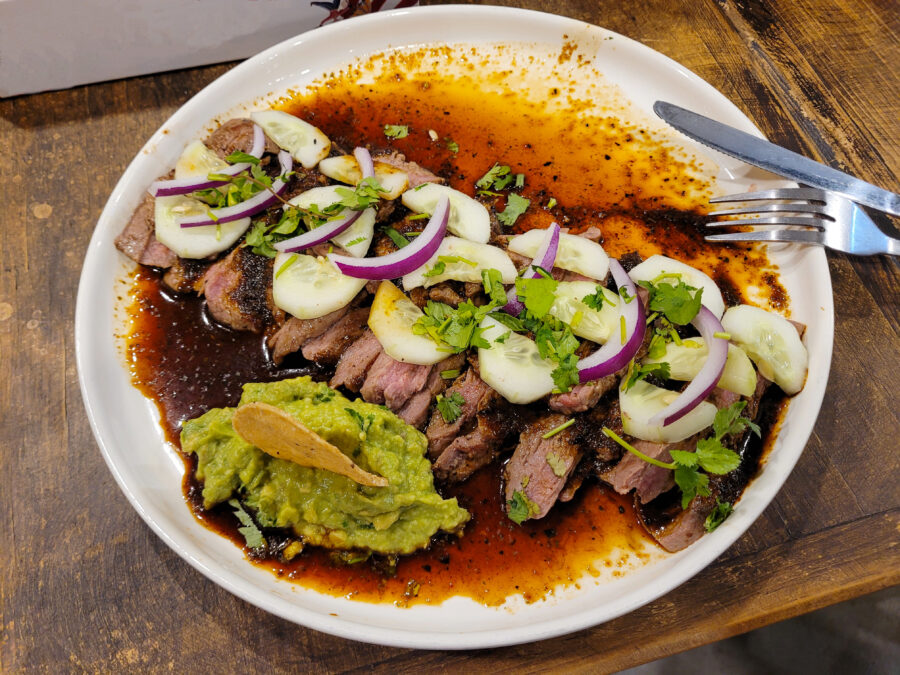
[367,282,447,365]
[549,281,620,344]
[620,379,717,443]
[272,252,366,319]
[721,305,808,394]
[249,110,331,169]
[508,230,609,280]
[287,187,375,257]
[402,236,517,290]
[174,140,229,179]
[401,183,491,244]
[477,315,555,404]
[643,338,758,397]
[318,155,410,199]
[154,195,250,259]
[628,254,725,319]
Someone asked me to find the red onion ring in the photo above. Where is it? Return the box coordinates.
[648,305,728,426]
[502,222,561,315]
[274,209,363,253]
[178,151,293,228]
[328,196,450,279]
[353,146,375,180]
[576,259,646,382]
[148,124,265,197]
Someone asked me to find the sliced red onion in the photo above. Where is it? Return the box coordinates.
[179,151,293,228]
[577,259,646,382]
[502,222,561,315]
[275,209,363,253]
[148,124,265,197]
[354,146,375,180]
[649,305,728,426]
[328,196,449,279]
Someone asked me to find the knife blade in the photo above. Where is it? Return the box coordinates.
[653,101,900,216]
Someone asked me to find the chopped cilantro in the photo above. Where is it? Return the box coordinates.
[228,499,266,550]
[313,389,336,404]
[275,253,298,279]
[384,226,410,248]
[481,268,508,306]
[704,499,734,532]
[637,278,704,325]
[440,369,460,380]
[446,139,459,153]
[546,197,558,209]
[475,163,514,191]
[423,255,477,278]
[514,173,525,188]
[345,407,374,434]
[343,235,367,247]
[384,124,409,139]
[514,275,558,318]
[224,150,261,166]
[581,285,607,311]
[436,391,465,423]
[545,451,567,476]
[507,490,540,524]
[334,177,386,210]
[407,212,430,220]
[497,193,530,227]
[542,419,575,441]
[623,360,671,391]
[494,331,511,344]
[413,299,495,353]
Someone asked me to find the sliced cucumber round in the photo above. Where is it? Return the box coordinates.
[508,230,610,280]
[249,110,331,169]
[401,183,491,244]
[287,187,375,257]
[174,140,230,179]
[721,305,808,394]
[318,155,409,200]
[643,337,758,397]
[367,281,447,365]
[549,281,620,344]
[154,195,250,259]
[620,379,718,443]
[272,252,366,319]
[628,254,725,319]
[477,315,555,404]
[402,236,517,290]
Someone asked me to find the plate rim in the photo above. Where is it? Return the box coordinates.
[75,4,834,650]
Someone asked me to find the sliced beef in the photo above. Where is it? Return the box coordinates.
[361,352,431,409]
[601,437,683,504]
[268,305,349,365]
[549,374,617,414]
[205,118,279,159]
[396,353,467,428]
[431,389,524,483]
[708,386,742,410]
[330,330,383,392]
[162,257,210,294]
[373,151,444,187]
[408,282,467,310]
[300,307,369,365]
[426,368,491,458]
[199,246,281,333]
[114,192,177,268]
[573,398,625,464]
[503,414,583,521]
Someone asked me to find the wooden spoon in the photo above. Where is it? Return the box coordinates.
[231,402,388,487]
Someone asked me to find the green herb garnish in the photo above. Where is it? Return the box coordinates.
[436,391,465,423]
[704,499,734,532]
[228,499,266,550]
[507,490,540,524]
[384,124,409,139]
[497,193,530,227]
[542,419,575,441]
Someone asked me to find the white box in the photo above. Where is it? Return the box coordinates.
[0,0,414,97]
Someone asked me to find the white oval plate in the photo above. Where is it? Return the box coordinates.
[76,5,833,649]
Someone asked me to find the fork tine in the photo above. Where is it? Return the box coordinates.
[707,202,826,217]
[709,187,828,204]
[706,230,824,245]
[705,216,825,228]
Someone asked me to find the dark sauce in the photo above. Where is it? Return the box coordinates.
[123,44,791,606]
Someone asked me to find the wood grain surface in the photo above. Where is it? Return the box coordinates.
[1,0,898,671]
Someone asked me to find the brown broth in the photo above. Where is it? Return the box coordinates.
[123,48,788,607]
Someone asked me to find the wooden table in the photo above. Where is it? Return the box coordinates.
[2,0,897,671]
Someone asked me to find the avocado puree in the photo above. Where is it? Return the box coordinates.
[181,376,469,554]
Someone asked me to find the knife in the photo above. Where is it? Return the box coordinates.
[653,101,900,216]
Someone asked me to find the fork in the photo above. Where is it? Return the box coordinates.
[704,187,900,256]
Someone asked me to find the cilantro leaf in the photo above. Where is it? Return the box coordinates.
[384,124,409,139]
[436,391,465,423]
[695,438,741,474]
[497,193,530,226]
[638,279,703,325]
[384,226,409,249]
[228,499,266,550]
[507,490,540,524]
[713,400,761,440]
[225,150,261,166]
[668,449,699,468]
[476,163,514,190]
[623,361,671,391]
[345,407,374,434]
[481,268,508,306]
[423,255,476,278]
[581,286,607,311]
[551,354,580,392]
[673,465,710,509]
[446,139,459,153]
[515,275,558,318]
[334,177,386,211]
[704,499,734,532]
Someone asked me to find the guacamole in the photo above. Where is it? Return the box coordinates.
[181,377,469,555]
